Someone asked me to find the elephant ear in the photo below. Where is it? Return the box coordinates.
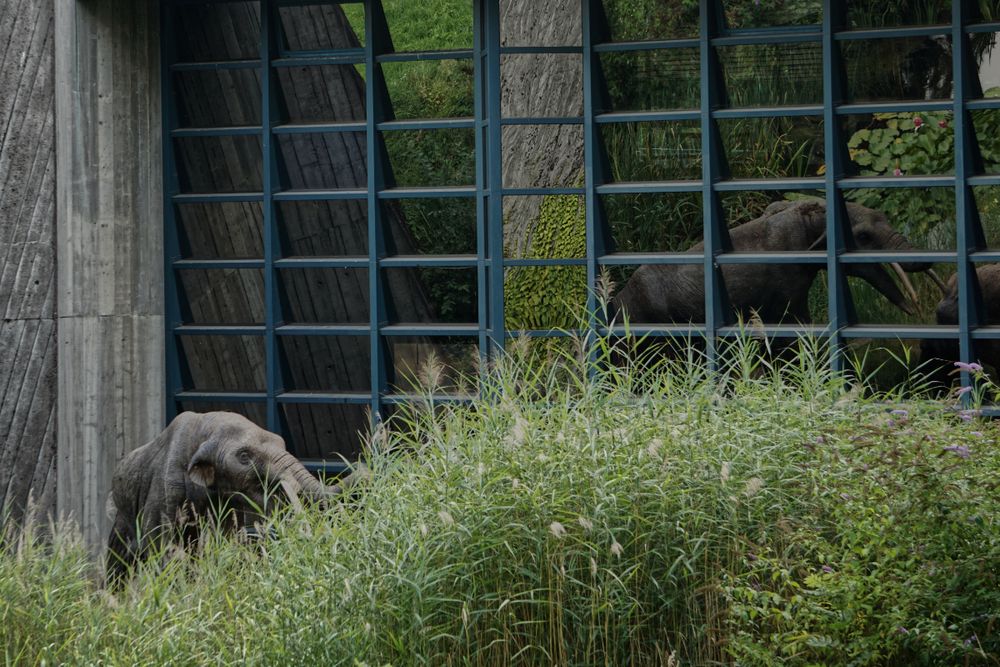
[187,440,219,489]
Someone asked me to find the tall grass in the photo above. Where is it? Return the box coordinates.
[3,336,998,665]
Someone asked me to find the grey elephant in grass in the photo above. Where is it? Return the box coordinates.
[610,199,946,326]
[106,411,362,585]
[921,264,1000,386]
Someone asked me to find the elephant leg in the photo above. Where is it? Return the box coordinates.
[105,515,139,589]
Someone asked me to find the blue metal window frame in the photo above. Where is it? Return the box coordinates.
[162,0,1000,472]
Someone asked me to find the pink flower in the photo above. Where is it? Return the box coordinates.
[893,167,903,176]
[913,116,923,130]
[938,119,948,129]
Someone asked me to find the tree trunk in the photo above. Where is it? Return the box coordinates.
[499,0,584,257]
[171,3,433,459]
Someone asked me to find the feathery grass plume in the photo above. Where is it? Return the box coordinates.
[1,328,999,665]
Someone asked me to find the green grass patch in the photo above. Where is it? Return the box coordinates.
[3,337,999,665]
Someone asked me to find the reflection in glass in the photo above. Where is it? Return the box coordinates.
[384,199,476,256]
[281,404,369,460]
[719,117,824,179]
[600,50,699,112]
[606,263,706,326]
[722,0,822,28]
[179,336,265,392]
[972,108,1000,174]
[174,2,259,62]
[846,1,951,28]
[387,337,478,395]
[279,336,371,392]
[974,186,1000,248]
[174,70,262,128]
[843,37,954,103]
[843,186,955,250]
[720,44,823,107]
[384,268,477,324]
[601,121,701,182]
[501,125,585,188]
[275,133,367,190]
[720,191,825,229]
[603,193,703,254]
[847,263,954,326]
[601,0,698,41]
[278,201,368,257]
[276,66,367,124]
[278,4,362,51]
[277,268,370,324]
[384,129,475,187]
[175,137,263,193]
[844,112,955,178]
[384,60,474,120]
[500,0,580,47]
[501,54,583,118]
[504,195,586,260]
[178,269,265,325]
[178,203,263,260]
[505,266,587,330]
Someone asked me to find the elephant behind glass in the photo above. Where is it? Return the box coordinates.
[921,264,1000,387]
[106,411,359,586]
[609,199,934,327]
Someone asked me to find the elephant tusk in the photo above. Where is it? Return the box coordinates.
[890,262,920,307]
[279,478,304,513]
[926,268,949,296]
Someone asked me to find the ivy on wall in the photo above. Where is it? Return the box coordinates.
[504,193,588,331]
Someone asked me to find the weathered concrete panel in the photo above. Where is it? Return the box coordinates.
[0,0,57,523]
[55,0,164,549]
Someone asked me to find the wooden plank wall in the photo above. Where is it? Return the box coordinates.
[0,0,57,525]
[55,0,164,549]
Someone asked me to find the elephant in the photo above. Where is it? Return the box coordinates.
[609,199,944,327]
[921,264,1000,387]
[106,411,363,585]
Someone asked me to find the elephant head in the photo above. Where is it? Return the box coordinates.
[183,412,338,526]
[781,199,943,316]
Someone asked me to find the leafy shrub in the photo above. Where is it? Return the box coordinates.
[2,340,999,665]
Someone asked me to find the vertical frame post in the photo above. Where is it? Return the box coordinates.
[953,0,986,393]
[365,0,390,422]
[700,1,731,369]
[485,0,504,352]
[161,0,183,422]
[822,0,851,371]
[473,0,490,373]
[261,0,281,431]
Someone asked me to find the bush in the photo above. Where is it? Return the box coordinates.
[2,339,998,665]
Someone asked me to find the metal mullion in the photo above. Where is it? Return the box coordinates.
[377,49,475,62]
[486,0,504,351]
[582,0,605,363]
[162,0,185,421]
[835,24,952,40]
[954,0,986,394]
[261,0,282,432]
[700,1,730,370]
[822,0,850,371]
[366,0,391,421]
[473,0,489,376]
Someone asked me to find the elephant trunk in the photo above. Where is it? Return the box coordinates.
[270,451,341,504]
[886,232,933,273]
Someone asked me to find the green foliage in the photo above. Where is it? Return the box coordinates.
[845,112,955,242]
[3,341,1000,665]
[504,194,588,330]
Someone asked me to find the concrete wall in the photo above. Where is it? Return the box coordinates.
[54,0,163,548]
[0,0,57,525]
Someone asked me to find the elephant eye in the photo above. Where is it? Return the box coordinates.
[856,231,872,244]
[236,449,253,465]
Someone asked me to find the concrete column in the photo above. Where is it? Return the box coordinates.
[55,0,164,550]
